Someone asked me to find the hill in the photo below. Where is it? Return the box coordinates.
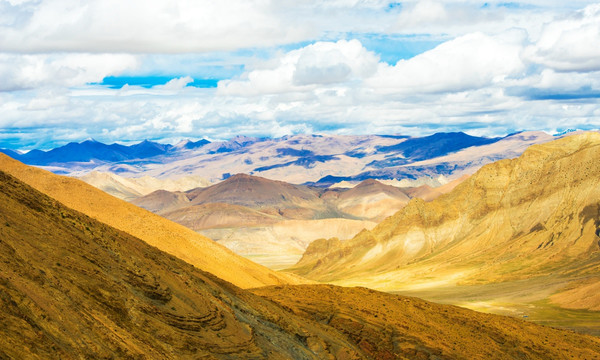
[2,169,599,358]
[291,133,600,323]
[78,171,210,201]
[132,176,412,269]
[0,153,297,289]
[336,179,411,221]
[135,175,414,225]
[187,173,325,217]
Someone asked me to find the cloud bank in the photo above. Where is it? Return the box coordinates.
[0,1,599,149]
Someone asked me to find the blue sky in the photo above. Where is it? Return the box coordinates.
[1,0,600,149]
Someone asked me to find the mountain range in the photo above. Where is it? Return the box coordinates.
[2,131,559,186]
[2,157,600,358]
[289,132,600,333]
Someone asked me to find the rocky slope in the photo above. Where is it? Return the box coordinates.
[291,133,600,312]
[0,153,298,289]
[2,169,599,358]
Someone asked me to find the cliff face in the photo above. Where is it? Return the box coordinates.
[292,133,600,310]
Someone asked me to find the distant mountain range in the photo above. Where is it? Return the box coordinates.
[1,131,562,185]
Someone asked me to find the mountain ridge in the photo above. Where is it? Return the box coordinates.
[291,133,600,313]
[0,153,298,289]
[1,131,558,185]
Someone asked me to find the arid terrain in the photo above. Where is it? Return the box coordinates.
[290,133,600,334]
[130,173,468,268]
[4,1,600,357]
[2,168,600,359]
[0,153,299,289]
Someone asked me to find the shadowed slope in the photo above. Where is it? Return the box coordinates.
[292,133,600,309]
[0,154,299,289]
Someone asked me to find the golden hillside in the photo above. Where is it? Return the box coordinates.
[253,285,600,360]
[292,133,600,311]
[0,153,300,289]
[2,169,600,358]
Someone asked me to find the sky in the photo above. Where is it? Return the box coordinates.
[1,0,600,149]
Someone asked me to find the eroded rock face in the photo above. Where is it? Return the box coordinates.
[291,133,600,309]
[253,285,600,360]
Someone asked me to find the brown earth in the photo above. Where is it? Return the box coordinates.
[254,285,600,360]
[131,189,191,214]
[2,169,600,359]
[164,202,283,229]
[0,153,298,289]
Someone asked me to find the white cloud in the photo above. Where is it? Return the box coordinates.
[217,40,380,96]
[524,4,600,72]
[0,53,139,91]
[0,0,316,53]
[396,0,449,27]
[366,31,527,93]
[1,1,600,150]
[2,0,578,55]
[153,76,194,91]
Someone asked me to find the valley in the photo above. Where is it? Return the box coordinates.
[3,158,599,358]
[1,131,600,358]
[5,2,600,357]
[287,132,600,335]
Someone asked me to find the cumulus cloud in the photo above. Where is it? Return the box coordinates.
[0,53,139,91]
[1,0,578,54]
[524,4,600,72]
[1,1,600,150]
[0,0,317,53]
[218,40,380,95]
[367,30,527,93]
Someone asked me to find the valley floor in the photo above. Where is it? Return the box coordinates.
[391,276,600,336]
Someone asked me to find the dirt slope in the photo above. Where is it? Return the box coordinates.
[254,285,600,360]
[0,170,355,359]
[0,153,299,289]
